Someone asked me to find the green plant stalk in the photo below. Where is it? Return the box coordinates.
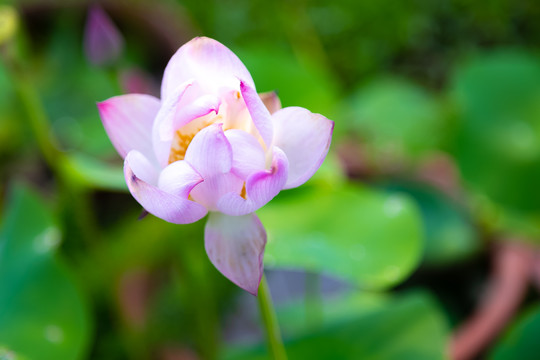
[257,275,288,360]
[3,50,98,247]
[10,61,63,174]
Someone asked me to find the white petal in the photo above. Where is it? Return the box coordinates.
[158,160,203,197]
[240,81,273,149]
[218,147,289,216]
[184,123,232,176]
[225,129,266,179]
[272,107,334,189]
[161,37,255,100]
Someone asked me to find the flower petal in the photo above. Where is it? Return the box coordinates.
[205,212,266,295]
[151,81,222,168]
[155,81,220,142]
[225,129,266,179]
[125,150,207,224]
[218,147,289,216]
[127,148,160,186]
[259,91,282,114]
[153,80,193,142]
[190,172,244,211]
[184,123,232,176]
[183,124,243,210]
[158,160,203,197]
[240,81,273,149]
[272,107,334,189]
[161,37,255,100]
[97,94,160,161]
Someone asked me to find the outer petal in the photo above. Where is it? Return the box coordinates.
[125,150,207,224]
[161,37,255,99]
[225,129,266,179]
[240,81,273,149]
[217,147,289,216]
[272,107,334,189]
[97,94,160,161]
[259,91,282,114]
[205,212,266,295]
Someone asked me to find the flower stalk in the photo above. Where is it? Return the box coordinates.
[257,275,288,360]
[2,33,98,247]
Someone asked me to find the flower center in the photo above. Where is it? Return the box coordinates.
[167,90,259,165]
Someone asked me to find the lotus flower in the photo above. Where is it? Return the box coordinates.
[97,37,333,295]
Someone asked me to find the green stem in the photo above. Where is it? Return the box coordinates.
[257,275,288,360]
[3,49,98,247]
[8,58,64,174]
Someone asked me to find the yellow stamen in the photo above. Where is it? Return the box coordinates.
[240,183,247,199]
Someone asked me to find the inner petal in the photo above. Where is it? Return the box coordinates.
[167,89,270,168]
[168,112,223,163]
[220,89,269,156]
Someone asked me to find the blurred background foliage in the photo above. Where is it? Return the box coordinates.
[1,0,540,359]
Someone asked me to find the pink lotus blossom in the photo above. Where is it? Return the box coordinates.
[97,37,333,295]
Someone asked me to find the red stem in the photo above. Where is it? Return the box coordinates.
[449,241,534,360]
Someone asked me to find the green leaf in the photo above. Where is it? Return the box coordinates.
[225,291,449,360]
[276,290,391,336]
[490,304,540,360]
[449,50,540,218]
[0,185,91,360]
[260,184,423,289]
[63,152,126,191]
[382,183,480,266]
[0,346,27,360]
[346,77,443,158]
